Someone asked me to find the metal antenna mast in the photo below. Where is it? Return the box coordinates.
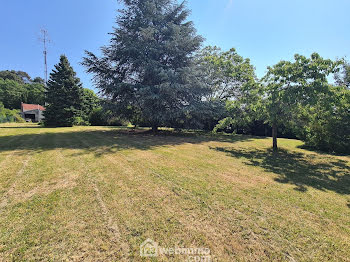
[39,29,50,85]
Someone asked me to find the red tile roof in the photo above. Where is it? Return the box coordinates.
[21,103,45,112]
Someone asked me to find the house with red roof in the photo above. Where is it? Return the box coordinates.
[21,103,45,122]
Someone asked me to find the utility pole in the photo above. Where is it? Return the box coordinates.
[39,29,50,85]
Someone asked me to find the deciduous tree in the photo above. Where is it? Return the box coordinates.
[196,46,256,101]
[80,88,100,122]
[263,53,339,151]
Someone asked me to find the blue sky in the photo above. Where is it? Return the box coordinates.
[1,0,349,91]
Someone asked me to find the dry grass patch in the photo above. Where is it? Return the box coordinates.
[0,124,349,261]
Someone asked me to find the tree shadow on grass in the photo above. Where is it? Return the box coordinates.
[212,147,350,195]
[297,144,350,157]
[0,128,256,157]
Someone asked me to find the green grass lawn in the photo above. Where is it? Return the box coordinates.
[0,123,349,261]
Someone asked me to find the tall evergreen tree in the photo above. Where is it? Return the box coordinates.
[83,0,204,132]
[45,55,83,127]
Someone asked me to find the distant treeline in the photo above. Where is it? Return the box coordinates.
[1,0,349,154]
[0,70,46,109]
[81,0,350,154]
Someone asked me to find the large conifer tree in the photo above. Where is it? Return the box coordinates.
[44,55,83,127]
[83,0,204,132]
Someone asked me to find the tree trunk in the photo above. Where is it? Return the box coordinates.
[152,125,158,134]
[272,123,278,151]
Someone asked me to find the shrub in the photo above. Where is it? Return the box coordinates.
[89,108,108,126]
[0,103,24,123]
[304,87,350,154]
[73,116,91,126]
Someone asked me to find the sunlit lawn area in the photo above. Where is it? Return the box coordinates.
[0,123,349,261]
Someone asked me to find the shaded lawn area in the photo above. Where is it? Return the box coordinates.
[213,147,350,195]
[0,124,349,261]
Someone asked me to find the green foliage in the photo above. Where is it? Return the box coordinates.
[196,46,257,101]
[0,79,24,109]
[262,53,340,150]
[73,116,91,126]
[0,67,94,126]
[80,88,100,122]
[0,102,24,123]
[0,71,45,109]
[214,96,263,133]
[83,0,205,131]
[89,107,128,126]
[176,100,226,130]
[25,82,45,106]
[263,53,337,124]
[89,107,108,126]
[33,77,45,84]
[335,59,350,89]
[214,52,348,154]
[303,86,350,153]
[44,55,83,127]
[201,46,262,134]
[213,117,234,133]
[0,70,31,84]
